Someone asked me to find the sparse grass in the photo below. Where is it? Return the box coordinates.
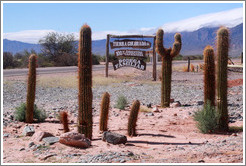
[193,101,219,134]
[14,103,47,122]
[115,95,128,110]
[229,126,243,133]
[37,74,125,88]
[139,106,152,113]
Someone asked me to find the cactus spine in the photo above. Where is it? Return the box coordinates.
[26,54,37,123]
[128,100,140,136]
[216,27,229,131]
[156,29,182,107]
[60,111,69,133]
[78,24,93,139]
[99,92,110,132]
[203,45,215,106]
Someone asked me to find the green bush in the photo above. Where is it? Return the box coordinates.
[115,95,128,110]
[193,101,219,133]
[14,103,47,122]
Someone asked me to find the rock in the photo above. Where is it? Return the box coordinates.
[102,131,127,145]
[42,136,59,145]
[197,101,204,105]
[19,148,25,151]
[152,107,159,112]
[147,103,152,108]
[59,132,91,148]
[173,113,177,116]
[198,159,205,163]
[170,98,175,103]
[31,131,54,142]
[3,133,9,138]
[39,153,57,160]
[145,112,154,116]
[23,125,35,136]
[170,101,181,108]
[28,142,35,148]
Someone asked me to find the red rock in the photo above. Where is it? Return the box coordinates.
[170,98,175,103]
[152,107,160,112]
[59,132,91,148]
[31,131,54,142]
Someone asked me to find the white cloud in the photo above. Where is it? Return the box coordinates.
[3,7,243,43]
[161,7,243,33]
[3,30,56,44]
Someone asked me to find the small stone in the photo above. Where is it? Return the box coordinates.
[197,101,204,105]
[173,113,177,116]
[232,133,237,136]
[198,159,205,163]
[127,152,134,156]
[19,147,25,151]
[23,125,35,136]
[102,131,127,145]
[152,107,159,112]
[170,98,174,103]
[120,159,126,163]
[28,142,35,148]
[42,137,59,145]
[170,101,181,108]
[3,133,9,138]
[59,132,91,148]
[222,140,226,143]
[31,131,54,142]
[39,153,57,160]
[147,103,152,108]
[145,112,154,116]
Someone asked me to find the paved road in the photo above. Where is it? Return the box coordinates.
[3,60,203,77]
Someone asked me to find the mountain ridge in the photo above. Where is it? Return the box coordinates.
[3,23,243,57]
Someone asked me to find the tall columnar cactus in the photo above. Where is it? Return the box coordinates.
[128,100,140,136]
[60,111,69,133]
[216,27,229,131]
[78,24,93,139]
[203,45,215,106]
[156,29,182,107]
[26,54,37,123]
[99,92,110,132]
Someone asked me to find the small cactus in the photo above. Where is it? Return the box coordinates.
[203,45,215,106]
[60,111,69,133]
[216,27,229,132]
[26,54,37,123]
[156,29,182,107]
[128,100,140,136]
[99,92,110,132]
[78,24,93,139]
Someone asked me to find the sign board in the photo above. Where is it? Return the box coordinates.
[110,39,151,49]
[115,50,146,58]
[112,58,146,71]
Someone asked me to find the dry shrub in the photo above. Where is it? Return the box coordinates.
[190,64,195,72]
[182,66,189,72]
[199,63,204,70]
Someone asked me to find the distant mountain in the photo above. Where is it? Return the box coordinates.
[3,23,243,57]
[3,39,42,54]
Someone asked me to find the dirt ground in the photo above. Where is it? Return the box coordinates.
[2,60,244,164]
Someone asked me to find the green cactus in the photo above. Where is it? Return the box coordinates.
[26,54,37,123]
[216,27,229,132]
[128,100,140,136]
[99,92,110,132]
[156,29,182,107]
[78,24,93,139]
[203,45,215,106]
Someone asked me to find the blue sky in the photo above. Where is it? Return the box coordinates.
[2,2,244,43]
[3,2,243,32]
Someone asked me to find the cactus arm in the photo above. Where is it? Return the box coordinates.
[156,29,167,57]
[171,33,182,58]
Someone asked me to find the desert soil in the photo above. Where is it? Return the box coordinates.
[2,62,244,164]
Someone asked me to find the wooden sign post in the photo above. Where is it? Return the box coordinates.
[105,34,157,81]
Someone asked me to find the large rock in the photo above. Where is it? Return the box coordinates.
[102,131,127,145]
[59,132,91,148]
[43,136,59,145]
[23,125,35,136]
[31,131,54,142]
